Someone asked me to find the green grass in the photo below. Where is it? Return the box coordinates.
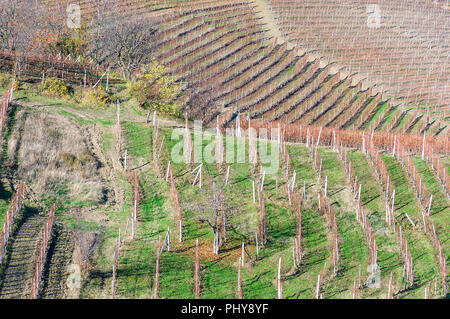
[362,101,387,129]
[395,113,411,131]
[441,156,450,176]
[412,157,449,260]
[282,144,331,298]
[379,107,398,131]
[81,120,194,298]
[382,155,441,298]
[348,150,403,298]
[81,173,133,298]
[201,261,239,298]
[159,252,195,298]
[316,149,368,298]
[153,129,330,298]
[0,200,10,230]
[108,121,448,299]
[75,110,448,299]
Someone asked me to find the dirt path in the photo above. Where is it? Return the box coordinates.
[83,123,124,211]
[253,0,289,47]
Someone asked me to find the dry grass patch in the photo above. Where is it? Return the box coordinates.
[7,108,105,208]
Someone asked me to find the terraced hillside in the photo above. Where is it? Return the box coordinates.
[0,81,448,300]
[144,1,395,131]
[38,0,447,136]
[0,0,447,300]
[268,0,450,120]
[82,102,448,299]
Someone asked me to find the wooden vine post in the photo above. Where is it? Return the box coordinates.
[133,171,139,223]
[237,257,243,299]
[387,272,393,299]
[295,200,302,269]
[258,190,267,245]
[111,234,120,299]
[168,165,183,243]
[116,100,121,161]
[315,273,321,299]
[154,237,162,299]
[0,81,14,137]
[30,204,56,299]
[277,257,282,299]
[194,239,200,299]
[0,182,27,263]
[184,113,193,164]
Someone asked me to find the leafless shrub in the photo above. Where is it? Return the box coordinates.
[0,1,66,73]
[72,211,103,274]
[91,6,158,79]
[185,85,220,124]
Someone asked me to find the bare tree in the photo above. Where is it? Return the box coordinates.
[185,85,220,124]
[0,1,39,61]
[0,0,67,73]
[0,0,17,51]
[1,0,158,79]
[92,8,158,79]
[182,180,245,252]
